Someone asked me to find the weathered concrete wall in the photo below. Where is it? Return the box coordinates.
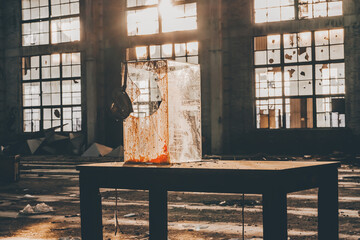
[102,0,124,148]
[222,0,254,153]
[82,0,105,145]
[344,0,360,135]
[2,0,22,139]
[221,0,360,153]
[198,0,223,154]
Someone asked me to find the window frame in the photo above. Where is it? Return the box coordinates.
[22,52,82,133]
[126,0,198,36]
[253,0,343,24]
[254,28,346,129]
[126,41,199,64]
[21,0,81,46]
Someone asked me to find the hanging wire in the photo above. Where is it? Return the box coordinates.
[242,193,245,240]
[234,155,245,240]
[114,188,121,236]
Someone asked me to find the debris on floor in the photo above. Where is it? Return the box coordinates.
[105,145,124,158]
[81,143,113,157]
[19,203,54,215]
[124,213,137,218]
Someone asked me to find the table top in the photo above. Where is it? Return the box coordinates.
[77,160,340,171]
[76,160,340,193]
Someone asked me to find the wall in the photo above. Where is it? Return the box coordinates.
[1,0,360,154]
[1,0,21,141]
[221,0,360,154]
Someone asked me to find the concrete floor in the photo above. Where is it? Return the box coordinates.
[0,155,359,239]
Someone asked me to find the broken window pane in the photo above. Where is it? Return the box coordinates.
[315,63,345,95]
[315,29,344,60]
[285,98,313,128]
[22,52,82,132]
[255,67,282,98]
[316,97,345,127]
[255,28,345,129]
[254,35,280,65]
[284,65,312,96]
[283,32,311,63]
[22,21,50,46]
[330,29,344,44]
[43,107,61,130]
[298,0,343,19]
[256,98,283,129]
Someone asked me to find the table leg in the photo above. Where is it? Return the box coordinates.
[79,176,103,240]
[262,192,287,240]
[318,167,339,240]
[149,188,168,240]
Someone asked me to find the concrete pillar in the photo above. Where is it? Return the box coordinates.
[103,0,124,147]
[344,0,360,135]
[83,0,104,145]
[198,0,223,154]
[2,0,22,137]
[223,0,253,153]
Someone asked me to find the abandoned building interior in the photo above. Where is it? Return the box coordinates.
[0,0,359,155]
[1,0,360,239]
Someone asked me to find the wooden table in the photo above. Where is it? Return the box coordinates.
[76,160,340,240]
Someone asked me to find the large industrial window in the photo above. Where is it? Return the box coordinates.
[127,0,197,36]
[22,53,82,132]
[22,0,80,46]
[254,29,345,129]
[254,0,343,23]
[254,0,295,23]
[298,0,342,19]
[126,41,199,64]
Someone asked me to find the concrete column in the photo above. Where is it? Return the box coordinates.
[198,0,223,155]
[83,0,104,144]
[344,0,360,135]
[2,0,22,136]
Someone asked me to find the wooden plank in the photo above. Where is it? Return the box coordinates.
[77,160,340,171]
